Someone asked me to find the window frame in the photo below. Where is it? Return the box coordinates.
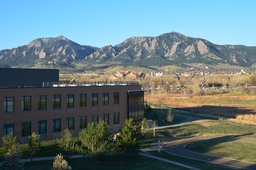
[114,112,120,124]
[38,95,47,110]
[21,96,32,111]
[53,95,61,109]
[80,116,87,129]
[103,113,109,125]
[67,117,75,130]
[113,92,120,104]
[103,93,109,105]
[53,119,61,132]
[22,122,32,137]
[67,94,75,108]
[92,114,99,123]
[4,124,15,136]
[4,96,14,113]
[91,93,99,106]
[38,120,47,135]
[80,94,87,107]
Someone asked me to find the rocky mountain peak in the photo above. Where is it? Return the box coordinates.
[0,32,255,70]
[0,36,97,67]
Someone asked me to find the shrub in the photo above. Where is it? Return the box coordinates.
[1,144,23,170]
[2,135,17,151]
[28,132,41,160]
[58,129,74,156]
[52,154,71,170]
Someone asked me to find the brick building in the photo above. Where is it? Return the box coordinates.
[0,68,144,142]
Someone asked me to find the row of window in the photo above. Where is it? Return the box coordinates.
[3,92,120,113]
[4,113,120,137]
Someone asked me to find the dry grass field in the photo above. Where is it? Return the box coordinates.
[145,91,256,118]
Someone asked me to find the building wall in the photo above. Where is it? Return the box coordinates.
[0,85,142,143]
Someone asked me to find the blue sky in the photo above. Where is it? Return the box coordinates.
[0,0,255,50]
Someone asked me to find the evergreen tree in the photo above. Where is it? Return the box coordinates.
[79,121,110,155]
[115,119,141,155]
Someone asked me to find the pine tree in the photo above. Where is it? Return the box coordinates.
[115,119,141,156]
[79,121,110,155]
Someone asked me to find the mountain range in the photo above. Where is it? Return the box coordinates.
[1,32,256,72]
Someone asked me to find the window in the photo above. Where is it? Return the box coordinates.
[103,113,109,125]
[67,94,74,108]
[103,93,109,105]
[127,91,144,120]
[53,119,61,132]
[114,112,120,124]
[67,117,74,130]
[4,124,14,136]
[80,116,87,129]
[114,92,119,104]
[38,120,47,134]
[80,94,87,107]
[91,93,98,106]
[92,114,99,123]
[53,95,61,109]
[38,95,47,110]
[22,122,31,137]
[4,97,14,113]
[21,96,31,111]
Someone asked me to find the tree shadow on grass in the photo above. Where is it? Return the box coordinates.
[186,133,256,169]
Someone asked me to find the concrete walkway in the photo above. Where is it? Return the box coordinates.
[0,154,86,166]
[20,154,85,163]
[163,136,256,170]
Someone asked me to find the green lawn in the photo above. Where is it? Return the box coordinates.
[150,120,256,163]
[24,155,186,170]
[187,139,256,163]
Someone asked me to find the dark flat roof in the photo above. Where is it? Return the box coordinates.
[0,68,59,88]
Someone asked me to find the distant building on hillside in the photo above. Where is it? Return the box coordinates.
[0,68,144,143]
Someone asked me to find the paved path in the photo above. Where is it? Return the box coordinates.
[0,154,86,166]
[162,136,256,170]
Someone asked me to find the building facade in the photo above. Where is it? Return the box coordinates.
[0,68,144,143]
